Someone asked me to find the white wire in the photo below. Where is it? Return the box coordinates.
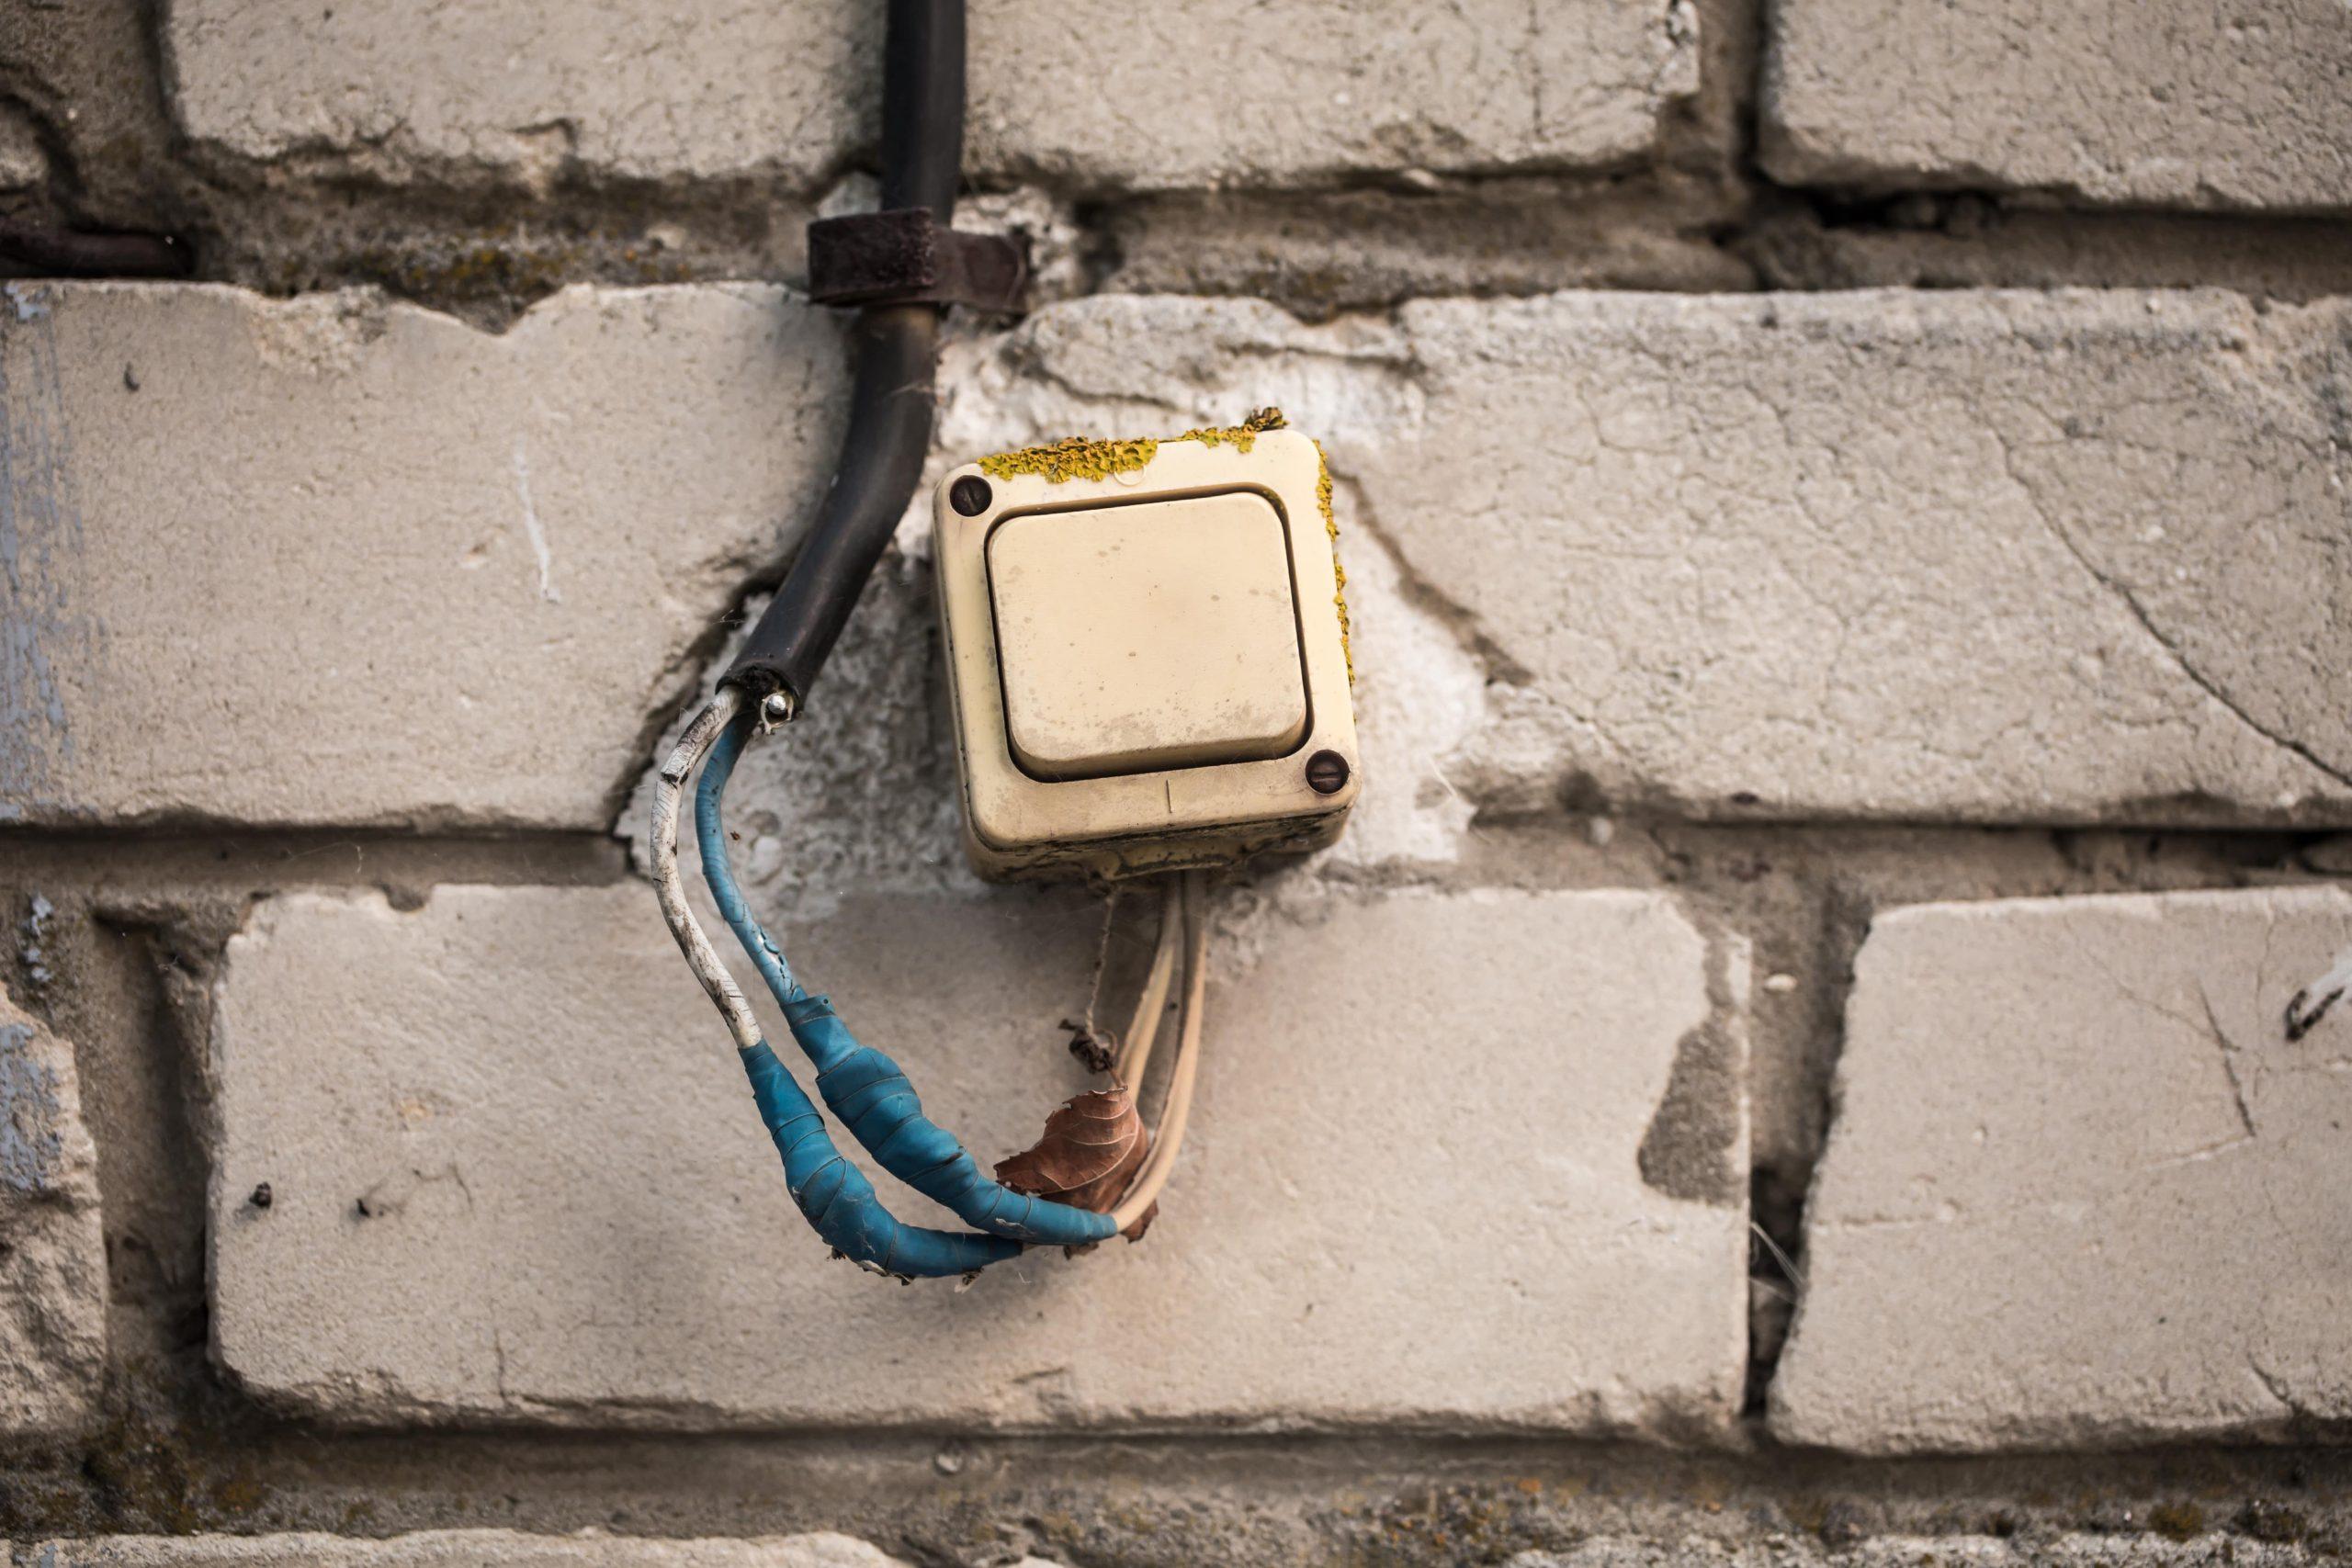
[651,685,762,1052]
[656,694,1205,1235]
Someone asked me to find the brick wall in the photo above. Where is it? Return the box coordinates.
[2,1,2349,1561]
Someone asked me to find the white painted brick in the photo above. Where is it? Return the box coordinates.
[0,282,842,829]
[0,985,107,1435]
[22,286,2352,838]
[1770,886,2352,1452]
[1762,0,2352,211]
[209,883,1747,1433]
[26,1533,911,1567]
[941,291,2352,829]
[165,1,1693,190]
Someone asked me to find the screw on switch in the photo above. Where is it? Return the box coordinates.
[1305,750,1351,795]
[949,476,993,516]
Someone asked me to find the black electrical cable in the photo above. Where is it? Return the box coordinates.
[722,0,967,707]
[0,221,191,277]
[876,0,967,219]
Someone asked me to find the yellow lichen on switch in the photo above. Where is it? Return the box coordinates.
[1174,406,1288,454]
[978,407,1291,484]
[1314,439,1353,685]
[978,434,1161,484]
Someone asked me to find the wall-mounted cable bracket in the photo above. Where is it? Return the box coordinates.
[806,207,1025,312]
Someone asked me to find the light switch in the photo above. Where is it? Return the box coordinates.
[933,423,1358,883]
[987,492,1308,780]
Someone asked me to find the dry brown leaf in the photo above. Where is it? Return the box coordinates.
[996,1088,1154,1239]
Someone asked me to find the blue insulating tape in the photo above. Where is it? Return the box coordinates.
[790,996,1119,1246]
[695,715,809,1012]
[740,1039,1019,1277]
[697,711,1120,1251]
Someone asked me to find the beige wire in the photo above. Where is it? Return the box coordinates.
[1109,869,1208,1234]
[1112,875,1183,1089]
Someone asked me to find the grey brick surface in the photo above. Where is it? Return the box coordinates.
[11,0,2352,1540]
[0,282,841,829]
[1762,0,2352,211]
[17,285,2352,835]
[1771,886,2352,1452]
[209,883,1747,1432]
[166,1,1696,191]
[940,290,2352,829]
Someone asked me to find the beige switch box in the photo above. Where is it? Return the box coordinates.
[933,423,1358,884]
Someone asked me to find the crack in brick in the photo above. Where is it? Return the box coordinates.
[1996,429,2352,795]
[2196,982,2259,1142]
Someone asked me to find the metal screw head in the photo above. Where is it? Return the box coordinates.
[949,475,993,516]
[1305,750,1351,795]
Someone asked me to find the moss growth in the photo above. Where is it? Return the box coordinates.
[1349,1480,1566,1566]
[80,1406,206,1533]
[2240,1500,2310,1542]
[320,242,576,304]
[2149,1501,2206,1542]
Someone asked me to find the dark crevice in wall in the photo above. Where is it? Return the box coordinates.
[87,913,218,1361]
[1736,880,1868,1422]
[1457,816,2338,1428]
[1729,185,2352,299]
[1742,1164,1802,1417]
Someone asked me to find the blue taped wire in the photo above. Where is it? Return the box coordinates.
[791,996,1117,1245]
[693,715,810,1012]
[696,709,1120,1250]
[741,1039,1020,1278]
